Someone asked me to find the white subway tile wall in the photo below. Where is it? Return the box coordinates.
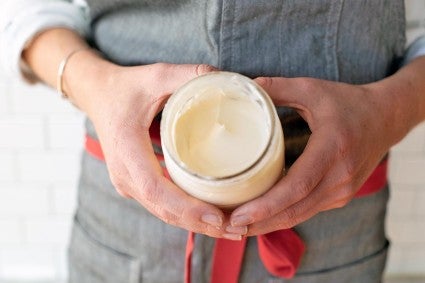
[0,71,83,281]
[0,1,425,282]
[386,1,425,278]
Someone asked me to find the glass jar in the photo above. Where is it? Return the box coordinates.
[161,72,284,208]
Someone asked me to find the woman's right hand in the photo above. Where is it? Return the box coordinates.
[22,28,246,239]
[64,52,233,237]
[81,61,229,236]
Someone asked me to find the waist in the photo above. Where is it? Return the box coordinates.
[84,117,388,198]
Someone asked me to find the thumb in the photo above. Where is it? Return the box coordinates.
[160,63,218,93]
[254,76,310,108]
[254,76,315,126]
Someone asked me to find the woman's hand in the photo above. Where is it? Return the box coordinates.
[73,60,234,237]
[23,28,247,239]
[23,28,425,239]
[229,73,423,236]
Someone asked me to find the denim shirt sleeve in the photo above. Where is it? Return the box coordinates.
[402,35,425,66]
[0,0,90,82]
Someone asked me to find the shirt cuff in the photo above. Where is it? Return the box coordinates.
[402,35,425,66]
[0,1,90,82]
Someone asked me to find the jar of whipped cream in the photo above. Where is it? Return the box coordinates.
[161,72,284,208]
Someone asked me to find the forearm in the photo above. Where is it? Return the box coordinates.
[21,27,227,238]
[367,56,425,146]
[0,1,90,80]
[23,28,117,113]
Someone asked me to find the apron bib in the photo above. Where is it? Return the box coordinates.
[69,1,405,282]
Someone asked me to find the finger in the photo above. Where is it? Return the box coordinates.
[151,177,228,237]
[246,185,328,236]
[254,76,323,126]
[255,77,297,105]
[230,130,336,227]
[246,158,380,235]
[155,63,218,94]
[246,169,363,236]
[255,76,321,107]
[141,63,218,117]
[117,129,227,236]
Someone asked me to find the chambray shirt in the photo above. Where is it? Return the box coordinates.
[0,0,90,80]
[1,0,425,79]
[1,0,423,166]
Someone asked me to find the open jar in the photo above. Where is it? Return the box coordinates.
[161,72,284,208]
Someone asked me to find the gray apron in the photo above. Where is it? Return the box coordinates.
[68,1,405,282]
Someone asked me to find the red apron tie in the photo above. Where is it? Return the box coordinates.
[185,232,195,283]
[84,119,388,283]
[257,229,305,278]
[210,237,247,283]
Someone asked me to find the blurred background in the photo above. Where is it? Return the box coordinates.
[0,1,425,282]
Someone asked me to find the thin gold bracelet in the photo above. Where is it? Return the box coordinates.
[56,48,90,100]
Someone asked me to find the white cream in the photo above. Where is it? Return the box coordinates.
[161,72,284,208]
[174,89,268,178]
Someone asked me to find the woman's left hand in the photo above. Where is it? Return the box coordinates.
[229,75,415,236]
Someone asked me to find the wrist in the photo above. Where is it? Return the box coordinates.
[63,49,121,114]
[57,48,90,102]
[364,63,425,146]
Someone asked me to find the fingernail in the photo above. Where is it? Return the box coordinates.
[201,214,223,227]
[231,215,253,227]
[225,225,248,235]
[223,233,242,241]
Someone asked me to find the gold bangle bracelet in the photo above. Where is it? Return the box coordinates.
[56,48,90,100]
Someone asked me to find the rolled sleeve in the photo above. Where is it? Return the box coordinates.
[0,0,90,81]
[403,35,425,66]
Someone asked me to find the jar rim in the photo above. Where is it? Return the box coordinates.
[160,71,276,181]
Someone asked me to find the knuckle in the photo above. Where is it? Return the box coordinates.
[140,177,160,204]
[257,203,275,220]
[250,197,281,221]
[335,129,353,159]
[282,208,298,228]
[340,198,350,207]
[195,64,216,76]
[292,179,313,199]
[149,63,169,82]
[147,200,179,227]
[159,210,179,226]
[339,185,352,198]
[332,186,355,208]
[296,77,316,94]
[152,62,169,72]
[335,124,358,159]
[342,183,357,199]
[255,77,273,89]
[109,172,128,195]
[340,161,357,184]
[332,199,350,209]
